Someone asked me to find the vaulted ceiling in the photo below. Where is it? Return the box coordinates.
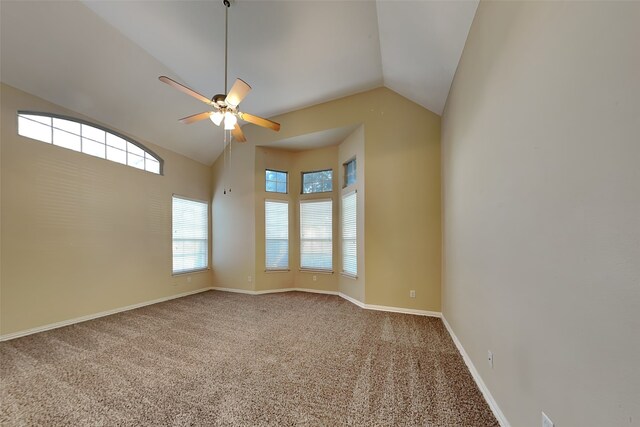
[1,1,478,165]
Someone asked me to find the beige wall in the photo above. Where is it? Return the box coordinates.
[253,147,297,291]
[211,140,255,291]
[442,2,640,426]
[253,144,342,293]
[338,125,365,303]
[0,84,213,336]
[291,145,340,293]
[212,87,441,311]
[252,131,363,295]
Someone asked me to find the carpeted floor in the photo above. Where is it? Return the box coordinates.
[0,291,498,426]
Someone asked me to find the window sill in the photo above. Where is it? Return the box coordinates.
[340,272,358,280]
[172,268,210,277]
[265,269,290,273]
[299,269,334,275]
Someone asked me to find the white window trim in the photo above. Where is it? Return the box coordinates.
[17,111,164,175]
[172,194,209,275]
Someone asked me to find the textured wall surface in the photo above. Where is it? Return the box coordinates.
[442,2,640,426]
[1,84,212,336]
[212,87,441,311]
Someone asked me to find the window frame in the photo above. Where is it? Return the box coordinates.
[172,195,209,275]
[301,169,333,194]
[17,111,164,175]
[299,198,333,273]
[265,169,288,194]
[343,158,356,188]
[265,199,290,271]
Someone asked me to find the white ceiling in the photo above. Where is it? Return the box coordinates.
[0,0,478,165]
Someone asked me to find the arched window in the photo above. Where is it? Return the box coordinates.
[17,111,163,175]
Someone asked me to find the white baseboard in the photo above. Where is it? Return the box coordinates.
[211,286,339,296]
[0,287,214,342]
[209,286,259,295]
[211,286,441,318]
[293,288,339,296]
[441,316,510,427]
[337,291,365,308]
[364,303,441,318]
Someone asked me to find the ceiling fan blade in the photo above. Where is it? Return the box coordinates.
[225,78,252,107]
[231,123,247,142]
[179,111,212,124]
[159,76,213,106]
[238,112,281,132]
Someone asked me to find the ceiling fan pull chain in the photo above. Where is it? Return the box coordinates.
[223,127,228,194]
[228,129,232,193]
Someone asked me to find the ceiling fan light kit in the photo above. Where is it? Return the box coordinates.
[158,0,280,142]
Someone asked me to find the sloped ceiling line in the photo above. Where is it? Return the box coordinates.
[1,0,478,165]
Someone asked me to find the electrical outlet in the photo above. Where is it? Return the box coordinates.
[487,351,494,369]
[409,290,416,298]
[248,276,252,283]
[542,412,554,427]
[313,275,317,281]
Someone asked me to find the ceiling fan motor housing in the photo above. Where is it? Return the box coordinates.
[213,94,227,107]
[212,94,237,115]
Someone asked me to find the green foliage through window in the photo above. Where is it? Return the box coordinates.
[302,169,333,194]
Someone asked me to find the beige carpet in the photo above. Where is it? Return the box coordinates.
[0,291,498,426]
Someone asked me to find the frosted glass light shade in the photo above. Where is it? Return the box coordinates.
[210,111,224,126]
[224,112,237,130]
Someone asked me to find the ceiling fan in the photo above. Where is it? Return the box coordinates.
[159,0,280,143]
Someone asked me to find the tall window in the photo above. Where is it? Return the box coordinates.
[266,170,287,193]
[344,158,356,187]
[300,199,333,271]
[172,196,208,274]
[265,200,289,270]
[17,112,163,174]
[342,191,357,276]
[302,169,333,194]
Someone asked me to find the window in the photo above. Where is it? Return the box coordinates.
[344,158,356,187]
[300,199,332,271]
[266,170,287,193]
[17,111,163,174]
[172,196,208,274]
[265,200,289,270]
[342,191,357,276]
[302,169,333,194]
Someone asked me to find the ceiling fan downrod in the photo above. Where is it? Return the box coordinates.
[157,0,280,142]
[223,0,230,94]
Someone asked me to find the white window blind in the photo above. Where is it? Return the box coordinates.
[172,196,208,274]
[300,199,332,271]
[342,191,357,276]
[265,200,289,270]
